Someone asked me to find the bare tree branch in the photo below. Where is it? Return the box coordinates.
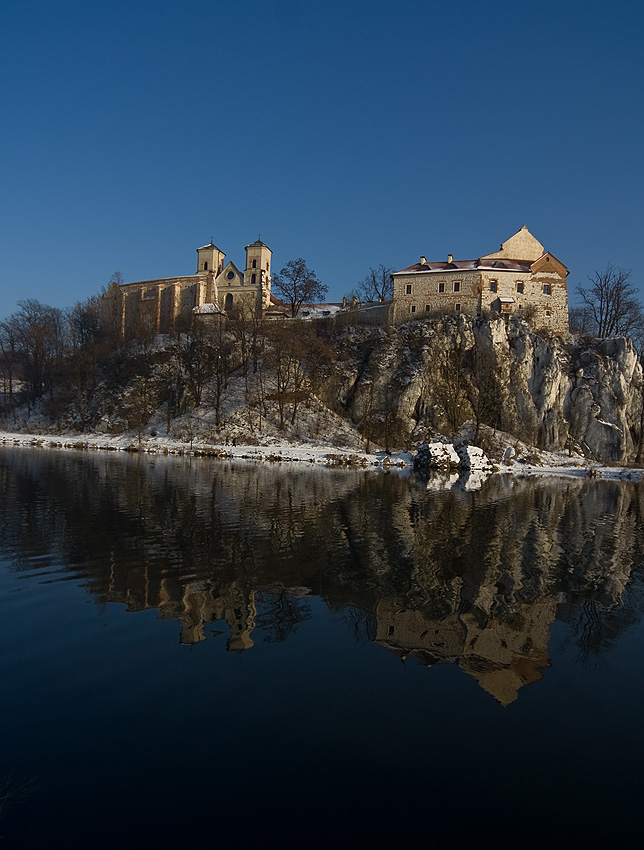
[357,264,394,302]
[576,265,643,339]
[272,258,327,317]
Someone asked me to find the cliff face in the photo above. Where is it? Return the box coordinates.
[322,316,643,462]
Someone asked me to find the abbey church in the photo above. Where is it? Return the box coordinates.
[117,238,272,335]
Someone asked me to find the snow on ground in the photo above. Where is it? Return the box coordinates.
[0,428,412,470]
[1,378,642,485]
[1,425,642,484]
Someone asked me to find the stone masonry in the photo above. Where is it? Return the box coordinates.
[392,226,569,334]
[117,238,272,335]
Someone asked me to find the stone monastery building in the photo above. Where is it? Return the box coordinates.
[392,226,569,334]
[118,238,272,334]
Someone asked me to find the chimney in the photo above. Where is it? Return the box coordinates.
[447,253,453,263]
[420,256,427,265]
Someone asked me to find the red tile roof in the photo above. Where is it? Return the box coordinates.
[394,258,531,274]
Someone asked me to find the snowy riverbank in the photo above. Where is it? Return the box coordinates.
[1,429,642,483]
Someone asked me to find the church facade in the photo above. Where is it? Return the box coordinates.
[117,238,272,335]
[392,226,569,334]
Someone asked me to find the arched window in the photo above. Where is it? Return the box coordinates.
[225,293,233,312]
[251,274,256,285]
[204,261,208,270]
[252,259,257,268]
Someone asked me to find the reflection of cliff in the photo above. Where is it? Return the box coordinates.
[1,448,644,701]
[375,596,555,705]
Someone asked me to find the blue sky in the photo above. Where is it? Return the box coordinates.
[1,0,642,318]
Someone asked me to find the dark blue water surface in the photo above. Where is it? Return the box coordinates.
[1,447,644,847]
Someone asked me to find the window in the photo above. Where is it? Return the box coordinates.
[455,303,461,312]
[227,271,235,280]
[543,284,551,295]
[454,281,460,293]
[266,262,270,271]
[425,304,431,312]
[545,310,551,317]
[438,282,445,293]
[204,261,209,270]
[252,259,257,268]
[490,280,498,293]
[411,305,416,313]
[406,284,412,294]
[251,274,256,285]
[516,282,524,294]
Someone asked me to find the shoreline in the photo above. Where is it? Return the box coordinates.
[0,429,411,469]
[1,429,643,483]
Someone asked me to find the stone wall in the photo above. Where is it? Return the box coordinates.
[392,265,568,333]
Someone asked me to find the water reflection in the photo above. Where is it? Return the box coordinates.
[1,447,643,705]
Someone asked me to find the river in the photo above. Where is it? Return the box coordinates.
[1,447,643,845]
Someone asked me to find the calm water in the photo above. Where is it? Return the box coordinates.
[1,447,644,846]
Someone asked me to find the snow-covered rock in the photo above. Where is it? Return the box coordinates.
[456,444,494,471]
[413,442,460,472]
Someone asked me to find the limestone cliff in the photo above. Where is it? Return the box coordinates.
[320,315,644,462]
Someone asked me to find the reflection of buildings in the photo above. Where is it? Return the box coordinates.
[3,449,644,705]
[166,581,257,651]
[375,596,556,705]
[105,559,257,650]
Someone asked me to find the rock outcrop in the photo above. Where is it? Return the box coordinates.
[322,315,643,463]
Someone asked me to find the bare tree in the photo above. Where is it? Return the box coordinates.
[7,300,66,408]
[272,258,327,317]
[430,327,472,434]
[576,265,644,339]
[464,342,504,440]
[66,295,104,428]
[263,322,330,429]
[357,264,394,302]
[568,306,595,336]
[0,316,20,419]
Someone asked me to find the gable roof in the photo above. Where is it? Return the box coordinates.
[216,260,243,281]
[480,225,545,262]
[393,225,566,276]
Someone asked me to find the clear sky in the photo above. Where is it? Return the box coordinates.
[1,0,642,319]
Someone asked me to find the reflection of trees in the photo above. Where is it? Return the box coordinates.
[2,448,644,700]
[558,573,644,663]
[254,587,312,644]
